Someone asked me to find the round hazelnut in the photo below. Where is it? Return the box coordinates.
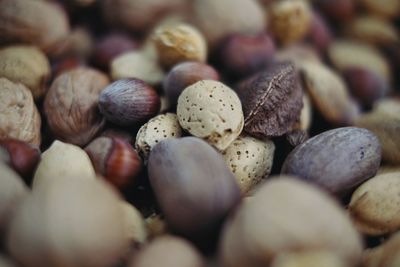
[99,79,160,127]
[32,140,96,189]
[177,80,244,151]
[135,113,182,162]
[0,45,50,100]
[269,0,312,45]
[0,0,70,53]
[0,78,41,146]
[120,202,147,245]
[222,136,275,194]
[163,61,220,105]
[271,251,348,267]
[152,23,207,69]
[44,67,109,146]
[85,137,142,189]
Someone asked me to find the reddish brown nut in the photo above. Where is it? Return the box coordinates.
[218,33,276,78]
[0,139,40,182]
[163,61,219,105]
[51,57,85,78]
[306,11,332,52]
[314,0,355,23]
[85,137,142,189]
[99,79,160,126]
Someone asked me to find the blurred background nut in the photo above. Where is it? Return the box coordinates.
[0,0,70,53]
[313,0,355,23]
[222,136,275,194]
[269,0,312,45]
[52,27,94,60]
[271,251,349,267]
[33,140,96,188]
[7,177,130,267]
[359,0,400,19]
[177,80,244,151]
[120,202,147,246]
[85,137,142,190]
[349,172,400,236]
[363,232,400,267]
[44,67,109,146]
[0,45,50,100]
[0,255,16,267]
[275,44,322,69]
[0,78,41,146]
[306,11,333,53]
[135,113,182,162]
[152,23,207,69]
[219,177,363,267]
[99,79,160,127]
[145,213,169,240]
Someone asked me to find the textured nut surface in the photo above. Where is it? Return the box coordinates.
[120,202,147,244]
[219,177,363,267]
[0,78,41,146]
[33,141,96,188]
[177,80,244,151]
[135,113,182,161]
[153,23,207,69]
[349,172,400,236]
[0,45,50,100]
[271,251,348,267]
[222,136,275,194]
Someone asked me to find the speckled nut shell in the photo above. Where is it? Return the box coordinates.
[135,113,182,162]
[152,23,207,69]
[177,80,244,151]
[222,136,275,194]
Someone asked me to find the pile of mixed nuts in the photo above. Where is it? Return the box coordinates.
[0,0,399,266]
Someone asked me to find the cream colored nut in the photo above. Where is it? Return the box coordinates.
[120,202,147,244]
[271,251,349,267]
[145,213,169,239]
[300,93,312,131]
[111,51,165,85]
[177,80,244,151]
[269,0,312,45]
[152,23,207,69]
[222,136,275,194]
[0,78,41,145]
[33,140,96,188]
[0,45,50,100]
[135,113,182,161]
[349,172,400,236]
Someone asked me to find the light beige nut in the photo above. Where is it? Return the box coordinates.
[271,251,349,267]
[0,45,50,100]
[33,140,96,188]
[152,23,207,69]
[0,78,41,146]
[269,0,312,45]
[328,40,390,82]
[359,0,400,19]
[363,232,400,267]
[111,51,165,85]
[177,80,244,151]
[300,93,312,131]
[120,202,147,245]
[222,136,275,194]
[145,213,169,239]
[349,172,400,236]
[135,113,182,161]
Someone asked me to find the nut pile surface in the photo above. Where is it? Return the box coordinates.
[0,0,399,267]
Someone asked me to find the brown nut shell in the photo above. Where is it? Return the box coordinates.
[359,0,400,19]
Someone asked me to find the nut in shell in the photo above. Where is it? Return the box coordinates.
[177,80,244,151]
[363,232,400,267]
[271,251,349,267]
[120,202,147,245]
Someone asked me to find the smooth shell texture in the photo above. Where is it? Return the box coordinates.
[148,137,240,238]
[153,23,207,69]
[349,172,400,235]
[281,127,381,195]
[120,202,147,244]
[177,80,244,151]
[7,178,129,267]
[0,78,41,145]
[271,251,348,267]
[222,136,275,194]
[0,45,50,100]
[135,113,182,161]
[33,141,96,188]
[44,67,109,146]
[219,177,363,267]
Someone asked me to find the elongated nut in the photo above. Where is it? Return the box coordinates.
[121,202,147,245]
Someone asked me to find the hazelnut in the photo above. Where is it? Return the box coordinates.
[0,0,70,53]
[177,80,244,151]
[0,45,50,100]
[85,137,142,189]
[135,113,182,162]
[219,177,362,267]
[0,78,41,146]
[163,61,220,105]
[32,140,96,188]
[99,79,161,127]
[152,23,207,69]
[269,0,312,45]
[120,202,147,245]
[7,177,130,267]
[193,0,266,48]
[222,136,275,194]
[44,67,109,146]
[0,138,40,182]
[359,0,400,19]
[271,251,348,267]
